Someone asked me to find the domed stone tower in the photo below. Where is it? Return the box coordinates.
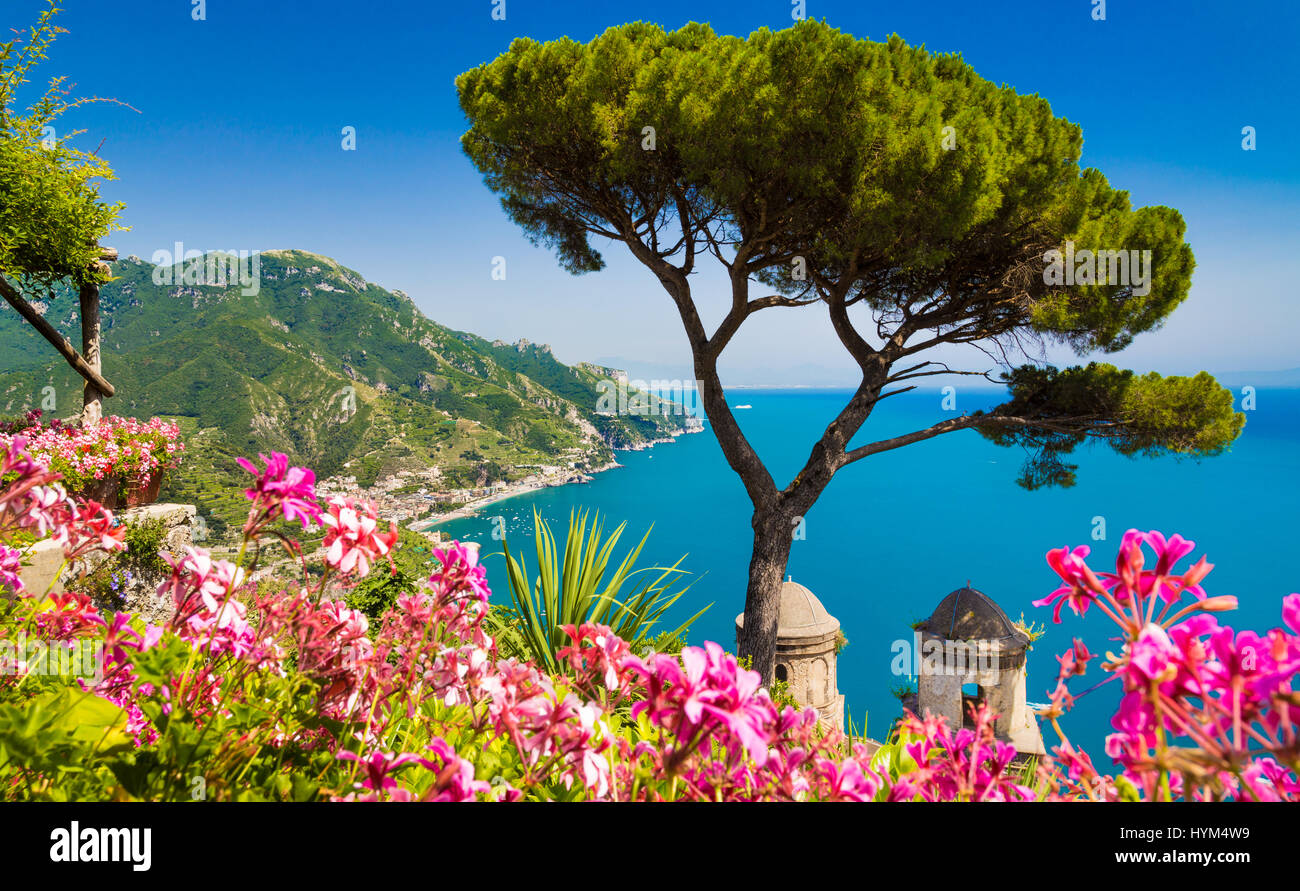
[736,578,844,728]
[914,585,1044,757]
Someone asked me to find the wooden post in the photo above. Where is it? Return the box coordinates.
[78,280,103,426]
[78,247,116,427]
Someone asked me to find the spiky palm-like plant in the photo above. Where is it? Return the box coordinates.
[500,509,708,674]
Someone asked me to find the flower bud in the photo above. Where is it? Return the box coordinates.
[1182,556,1214,588]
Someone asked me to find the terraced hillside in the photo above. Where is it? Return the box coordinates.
[0,250,685,533]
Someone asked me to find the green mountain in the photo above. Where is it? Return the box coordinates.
[0,249,686,533]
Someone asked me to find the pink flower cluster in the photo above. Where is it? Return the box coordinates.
[0,545,21,596]
[321,497,398,578]
[333,739,490,802]
[237,452,396,578]
[31,590,106,640]
[1040,529,1300,801]
[364,546,617,798]
[84,611,166,746]
[160,547,256,659]
[1,415,183,489]
[0,437,126,586]
[597,638,882,801]
[27,590,166,748]
[889,706,1034,801]
[262,593,377,720]
[238,452,322,532]
[629,641,775,768]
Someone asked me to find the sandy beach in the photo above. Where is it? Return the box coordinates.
[410,461,618,530]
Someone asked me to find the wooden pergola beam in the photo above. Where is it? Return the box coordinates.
[0,254,117,399]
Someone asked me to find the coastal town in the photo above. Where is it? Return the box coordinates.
[314,417,706,539]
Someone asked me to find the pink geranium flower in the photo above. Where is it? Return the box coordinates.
[56,500,127,560]
[1036,545,1105,621]
[429,542,491,602]
[337,749,420,793]
[1283,593,1300,636]
[0,545,22,596]
[1127,623,1182,685]
[321,497,398,578]
[238,452,323,530]
[417,738,491,801]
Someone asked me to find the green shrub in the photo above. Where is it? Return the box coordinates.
[122,518,170,575]
[70,517,171,610]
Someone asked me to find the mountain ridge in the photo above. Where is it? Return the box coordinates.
[0,249,687,534]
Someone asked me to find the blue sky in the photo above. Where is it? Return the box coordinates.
[18,0,1300,384]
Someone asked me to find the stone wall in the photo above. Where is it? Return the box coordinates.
[16,503,196,626]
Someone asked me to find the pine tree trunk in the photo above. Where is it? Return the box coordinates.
[737,505,793,685]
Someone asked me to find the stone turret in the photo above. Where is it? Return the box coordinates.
[736,578,844,728]
[913,585,1044,757]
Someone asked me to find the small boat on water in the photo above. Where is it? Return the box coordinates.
[734,404,753,409]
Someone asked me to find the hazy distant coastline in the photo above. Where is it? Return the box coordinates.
[413,425,704,530]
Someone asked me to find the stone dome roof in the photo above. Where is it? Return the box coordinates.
[735,579,839,640]
[920,586,1029,648]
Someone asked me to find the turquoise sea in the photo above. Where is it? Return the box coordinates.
[437,387,1300,759]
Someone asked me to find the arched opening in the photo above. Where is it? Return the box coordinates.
[774,664,788,683]
[811,657,828,702]
[961,683,983,728]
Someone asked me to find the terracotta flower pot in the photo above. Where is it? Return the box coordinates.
[79,478,123,510]
[124,475,163,508]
